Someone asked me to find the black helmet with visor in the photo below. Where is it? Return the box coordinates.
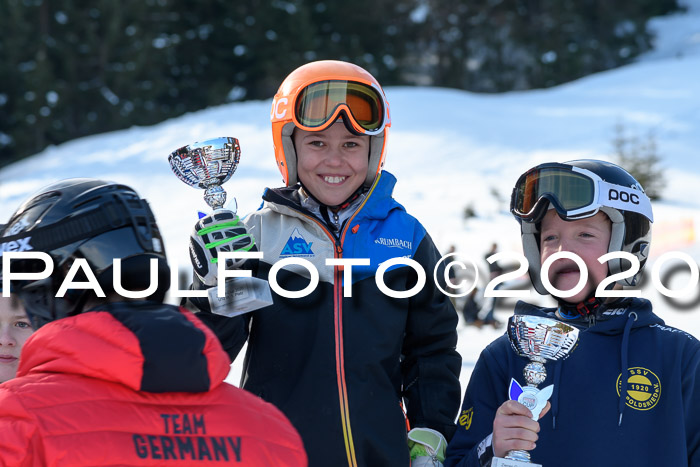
[0,178,169,328]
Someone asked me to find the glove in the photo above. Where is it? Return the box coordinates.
[408,427,447,467]
[189,210,256,287]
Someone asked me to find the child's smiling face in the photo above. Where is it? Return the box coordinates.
[294,121,369,207]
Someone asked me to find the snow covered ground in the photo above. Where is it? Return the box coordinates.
[1,4,699,395]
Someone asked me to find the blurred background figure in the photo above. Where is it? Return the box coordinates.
[484,242,503,280]
[0,296,33,383]
[445,245,460,308]
[460,288,481,327]
[474,243,503,329]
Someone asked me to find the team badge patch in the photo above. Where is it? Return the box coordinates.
[279,228,315,258]
[616,367,661,410]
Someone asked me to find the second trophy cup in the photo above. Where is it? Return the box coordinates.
[491,315,580,467]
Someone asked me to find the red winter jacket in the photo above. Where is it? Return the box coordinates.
[0,301,307,466]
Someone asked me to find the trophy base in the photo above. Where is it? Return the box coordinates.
[492,457,541,467]
[207,277,273,317]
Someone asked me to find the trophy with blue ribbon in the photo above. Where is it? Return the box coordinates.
[168,136,272,316]
[492,315,580,467]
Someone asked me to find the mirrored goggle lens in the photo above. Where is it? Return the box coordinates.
[513,168,595,217]
[295,80,384,131]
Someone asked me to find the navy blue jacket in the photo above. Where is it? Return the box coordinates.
[445,298,700,467]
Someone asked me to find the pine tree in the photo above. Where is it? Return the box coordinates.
[612,122,665,200]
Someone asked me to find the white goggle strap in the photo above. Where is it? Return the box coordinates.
[597,180,654,223]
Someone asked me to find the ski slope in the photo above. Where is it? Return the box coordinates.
[1,3,699,392]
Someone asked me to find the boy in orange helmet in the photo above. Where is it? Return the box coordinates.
[188,60,461,467]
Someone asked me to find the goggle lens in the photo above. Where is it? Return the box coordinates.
[295,80,384,132]
[513,168,595,217]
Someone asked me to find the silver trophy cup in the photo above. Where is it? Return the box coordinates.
[168,136,241,212]
[491,315,580,467]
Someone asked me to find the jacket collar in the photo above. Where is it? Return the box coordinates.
[17,302,230,393]
[513,297,661,334]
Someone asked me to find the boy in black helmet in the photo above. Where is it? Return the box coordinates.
[0,178,306,466]
[445,160,700,467]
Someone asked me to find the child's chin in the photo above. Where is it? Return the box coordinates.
[550,278,590,302]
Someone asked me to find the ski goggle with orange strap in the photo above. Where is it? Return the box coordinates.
[510,163,654,223]
[293,80,388,136]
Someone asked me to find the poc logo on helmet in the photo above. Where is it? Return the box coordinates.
[273,98,288,119]
[608,188,640,205]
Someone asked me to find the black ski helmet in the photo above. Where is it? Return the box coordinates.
[0,178,169,328]
[510,160,653,296]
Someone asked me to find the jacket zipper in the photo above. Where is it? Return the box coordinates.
[271,176,381,467]
[288,211,357,467]
[332,175,381,466]
[332,239,357,467]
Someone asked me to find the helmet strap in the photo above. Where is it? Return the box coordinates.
[299,181,365,212]
[557,293,603,327]
[281,122,298,185]
[0,198,152,256]
[556,281,620,326]
[365,133,384,187]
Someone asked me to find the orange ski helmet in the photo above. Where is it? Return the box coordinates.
[270,60,391,187]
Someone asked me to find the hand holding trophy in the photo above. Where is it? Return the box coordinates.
[491,315,580,467]
[168,137,271,316]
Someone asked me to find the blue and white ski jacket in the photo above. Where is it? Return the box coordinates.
[198,171,461,467]
[445,297,700,467]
